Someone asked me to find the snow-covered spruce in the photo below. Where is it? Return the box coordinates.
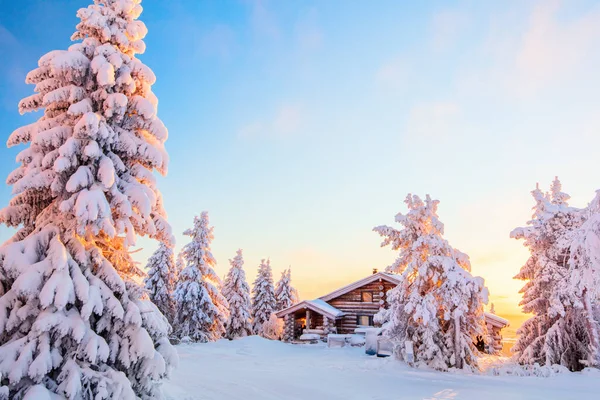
[512,178,599,371]
[222,249,253,339]
[274,268,294,311]
[251,259,276,335]
[568,189,600,368]
[173,212,228,342]
[374,194,488,371]
[174,251,184,281]
[144,242,177,324]
[0,1,178,398]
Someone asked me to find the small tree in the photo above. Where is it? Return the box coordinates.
[374,194,488,371]
[0,0,177,398]
[173,212,228,342]
[261,313,283,340]
[144,242,177,323]
[222,249,253,339]
[275,268,294,311]
[251,259,276,335]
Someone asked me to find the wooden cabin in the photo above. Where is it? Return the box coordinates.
[275,271,509,352]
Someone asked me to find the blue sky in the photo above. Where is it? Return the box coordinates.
[1,0,600,317]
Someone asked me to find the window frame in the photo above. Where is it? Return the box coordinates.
[356,315,374,327]
[361,291,374,303]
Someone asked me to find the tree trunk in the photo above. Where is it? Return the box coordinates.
[454,314,462,369]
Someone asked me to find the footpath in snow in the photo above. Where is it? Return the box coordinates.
[164,336,600,400]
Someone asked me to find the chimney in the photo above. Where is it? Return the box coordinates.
[372,268,378,275]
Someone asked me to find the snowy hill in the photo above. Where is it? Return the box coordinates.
[164,336,600,400]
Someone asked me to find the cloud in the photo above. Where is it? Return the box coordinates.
[405,101,460,140]
[430,10,468,52]
[249,0,280,39]
[238,104,303,139]
[458,1,600,100]
[200,24,236,60]
[295,8,323,53]
[375,58,410,90]
[511,1,600,96]
[0,24,18,47]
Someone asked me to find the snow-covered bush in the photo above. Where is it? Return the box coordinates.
[0,0,177,398]
[512,178,599,371]
[373,194,488,371]
[261,313,283,340]
[222,249,253,339]
[173,212,228,342]
[144,242,177,323]
[251,259,276,335]
[487,362,570,377]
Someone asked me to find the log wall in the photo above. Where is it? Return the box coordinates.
[328,279,397,334]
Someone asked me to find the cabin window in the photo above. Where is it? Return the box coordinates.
[361,291,373,302]
[357,315,373,326]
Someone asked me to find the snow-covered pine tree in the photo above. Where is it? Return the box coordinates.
[373,194,488,371]
[144,242,177,324]
[222,249,253,339]
[567,190,600,368]
[251,259,276,335]
[511,179,595,371]
[0,1,178,398]
[275,268,294,311]
[174,251,184,282]
[173,212,228,342]
[291,286,300,306]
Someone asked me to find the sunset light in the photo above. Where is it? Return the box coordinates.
[1,1,600,399]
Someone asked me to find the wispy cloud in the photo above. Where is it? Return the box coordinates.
[430,10,468,52]
[294,8,323,53]
[248,0,280,40]
[512,1,600,96]
[238,104,303,139]
[200,24,236,61]
[405,101,461,140]
[458,1,600,99]
[0,24,18,47]
[375,57,410,90]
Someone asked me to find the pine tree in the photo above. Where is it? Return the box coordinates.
[173,212,228,342]
[0,1,178,398]
[174,251,184,282]
[144,242,177,324]
[511,179,595,371]
[567,190,600,368]
[373,194,488,371]
[291,286,300,306]
[251,259,276,335]
[275,268,294,311]
[222,249,253,339]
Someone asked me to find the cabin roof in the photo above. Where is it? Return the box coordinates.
[318,272,401,302]
[275,299,345,320]
[484,312,510,328]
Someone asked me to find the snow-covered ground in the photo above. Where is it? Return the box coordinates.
[164,336,600,400]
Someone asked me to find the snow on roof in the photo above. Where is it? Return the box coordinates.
[307,299,345,318]
[319,272,400,301]
[484,312,510,327]
[275,299,345,319]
